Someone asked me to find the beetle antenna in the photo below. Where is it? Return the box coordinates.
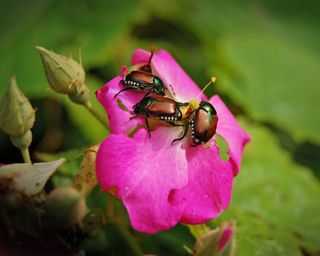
[147,45,156,65]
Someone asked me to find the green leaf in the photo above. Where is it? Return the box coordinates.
[35,149,82,176]
[199,1,320,143]
[146,0,320,143]
[217,120,320,255]
[217,34,320,143]
[35,149,83,187]
[0,0,140,96]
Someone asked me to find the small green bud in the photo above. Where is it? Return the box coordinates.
[0,77,35,136]
[36,46,87,96]
[43,187,87,230]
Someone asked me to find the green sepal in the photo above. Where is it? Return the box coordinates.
[68,86,90,105]
[10,130,32,149]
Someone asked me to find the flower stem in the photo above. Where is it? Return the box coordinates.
[111,220,143,256]
[20,147,31,163]
[106,193,114,218]
[83,101,109,130]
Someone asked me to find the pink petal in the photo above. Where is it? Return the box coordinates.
[175,145,233,224]
[131,49,205,102]
[218,226,234,253]
[96,127,188,233]
[210,96,251,176]
[96,76,144,134]
[131,49,149,64]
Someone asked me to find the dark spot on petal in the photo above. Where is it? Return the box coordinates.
[167,189,178,204]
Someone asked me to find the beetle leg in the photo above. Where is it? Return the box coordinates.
[171,123,189,145]
[114,87,136,98]
[167,121,184,127]
[130,113,142,120]
[142,91,152,99]
[145,116,152,138]
[168,84,176,97]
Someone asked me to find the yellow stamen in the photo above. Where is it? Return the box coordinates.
[198,76,217,97]
[189,76,217,111]
[188,99,200,110]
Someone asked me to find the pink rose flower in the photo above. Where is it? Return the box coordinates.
[96,49,250,233]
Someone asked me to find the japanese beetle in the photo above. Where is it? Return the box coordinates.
[114,49,166,98]
[172,101,218,146]
[115,71,165,98]
[131,96,188,137]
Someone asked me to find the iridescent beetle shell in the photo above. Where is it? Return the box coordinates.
[114,49,166,98]
[120,71,165,96]
[190,101,218,145]
[132,96,188,136]
[172,101,218,146]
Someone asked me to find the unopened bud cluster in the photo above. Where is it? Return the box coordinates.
[0,77,35,149]
[36,46,89,104]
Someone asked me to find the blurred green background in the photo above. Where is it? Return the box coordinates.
[0,0,319,255]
